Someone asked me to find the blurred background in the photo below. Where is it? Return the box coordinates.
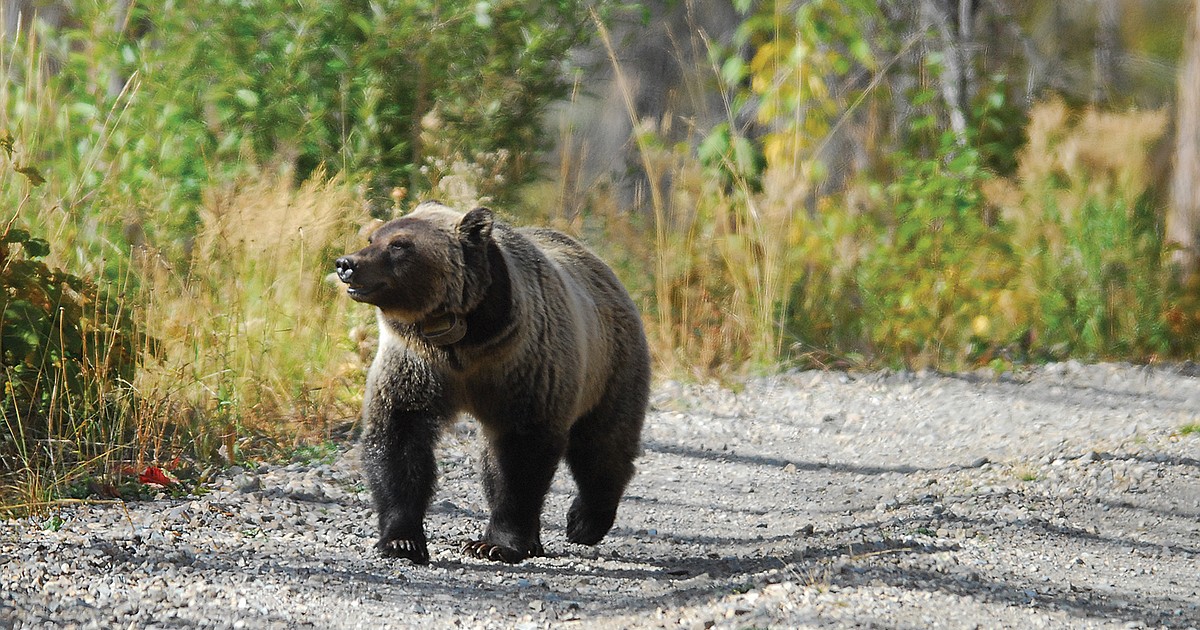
[3,0,1199,506]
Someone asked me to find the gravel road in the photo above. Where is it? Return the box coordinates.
[3,361,1199,629]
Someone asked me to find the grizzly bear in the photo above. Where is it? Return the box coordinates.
[334,201,650,564]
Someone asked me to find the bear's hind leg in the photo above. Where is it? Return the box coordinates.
[564,398,644,546]
[463,429,565,563]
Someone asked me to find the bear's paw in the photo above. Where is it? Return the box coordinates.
[461,539,542,564]
[377,537,430,564]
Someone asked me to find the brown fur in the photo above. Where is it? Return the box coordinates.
[334,201,650,563]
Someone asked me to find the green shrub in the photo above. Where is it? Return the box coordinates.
[986,100,1178,359]
[855,131,1016,366]
[103,0,585,211]
[1,2,594,507]
[3,1,591,275]
[1,148,142,501]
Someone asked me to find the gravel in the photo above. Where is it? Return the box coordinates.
[3,361,1199,629]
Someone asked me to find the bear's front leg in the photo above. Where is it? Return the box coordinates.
[361,392,445,565]
[463,428,566,563]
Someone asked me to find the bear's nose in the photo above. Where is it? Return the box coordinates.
[334,257,356,283]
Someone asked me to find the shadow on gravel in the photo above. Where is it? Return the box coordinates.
[1099,496,1200,521]
[946,371,1198,411]
[793,506,1196,626]
[644,441,947,475]
[81,497,1192,629]
[840,489,1200,558]
[818,558,1189,629]
[1103,451,1200,471]
[628,439,1197,627]
[599,519,1192,628]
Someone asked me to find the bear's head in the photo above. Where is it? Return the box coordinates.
[335,203,495,327]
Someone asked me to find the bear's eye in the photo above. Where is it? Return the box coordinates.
[389,240,411,252]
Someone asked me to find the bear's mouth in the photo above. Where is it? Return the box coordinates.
[346,283,384,300]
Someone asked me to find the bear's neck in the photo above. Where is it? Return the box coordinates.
[415,240,512,349]
[457,241,514,346]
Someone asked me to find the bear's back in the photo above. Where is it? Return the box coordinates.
[517,228,635,309]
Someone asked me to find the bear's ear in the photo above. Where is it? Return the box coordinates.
[458,207,494,246]
[358,219,384,240]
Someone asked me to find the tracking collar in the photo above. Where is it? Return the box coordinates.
[418,311,467,346]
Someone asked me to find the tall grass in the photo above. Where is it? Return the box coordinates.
[585,5,869,375]
[130,170,370,463]
[2,165,369,510]
[985,99,1178,357]
[2,18,371,509]
[568,31,1191,374]
[2,15,141,512]
[2,168,370,510]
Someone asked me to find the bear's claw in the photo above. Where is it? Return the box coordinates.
[378,537,430,564]
[461,539,540,564]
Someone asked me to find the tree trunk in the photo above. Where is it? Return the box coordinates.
[1169,0,1200,280]
[1093,0,1123,104]
[920,0,976,141]
[2,1,68,39]
[3,0,30,38]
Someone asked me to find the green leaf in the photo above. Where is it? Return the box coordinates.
[23,238,51,258]
[234,89,260,108]
[732,135,756,175]
[698,124,731,167]
[2,228,31,243]
[349,13,373,35]
[849,38,872,66]
[721,57,745,86]
[15,165,46,186]
[70,102,100,119]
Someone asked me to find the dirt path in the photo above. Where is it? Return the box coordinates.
[3,362,1199,628]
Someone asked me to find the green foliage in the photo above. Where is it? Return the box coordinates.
[783,205,868,368]
[1027,195,1169,356]
[857,132,1014,365]
[702,0,880,185]
[991,100,1178,360]
[781,99,1183,371]
[657,0,881,372]
[41,514,64,532]
[1,141,143,492]
[971,76,1027,176]
[118,0,585,208]
[6,0,591,268]
[838,99,1182,367]
[288,442,341,466]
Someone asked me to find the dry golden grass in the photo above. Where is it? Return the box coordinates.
[131,169,371,461]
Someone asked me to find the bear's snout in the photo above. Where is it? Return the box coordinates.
[334,256,357,283]
[335,255,383,301]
